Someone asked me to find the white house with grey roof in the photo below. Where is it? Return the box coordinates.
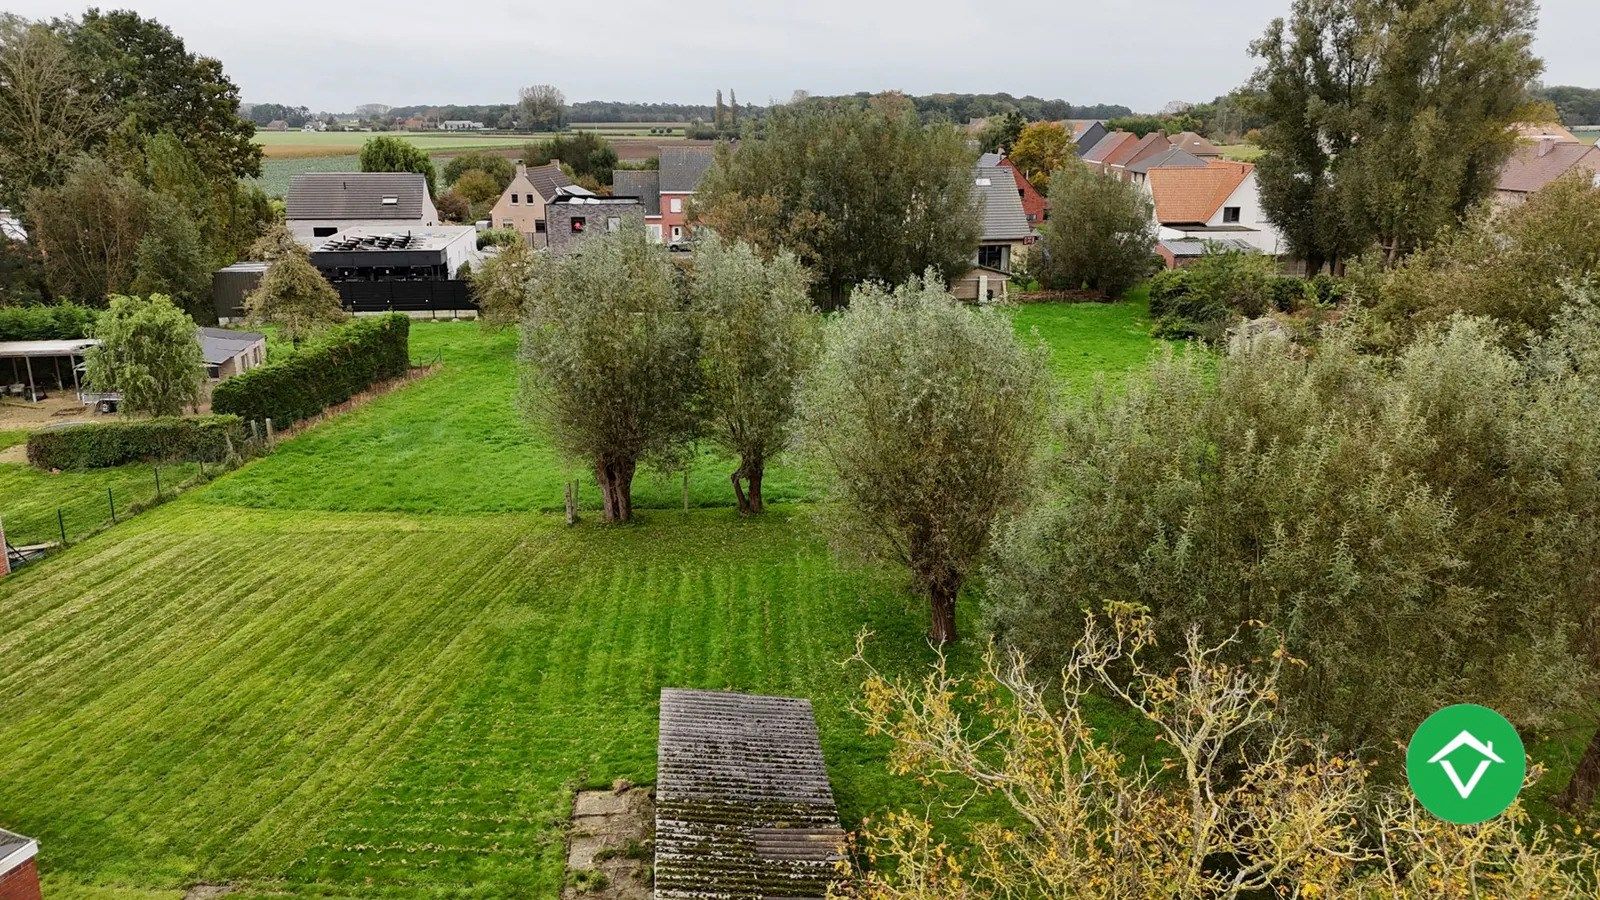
[952,165,1034,302]
[285,172,439,244]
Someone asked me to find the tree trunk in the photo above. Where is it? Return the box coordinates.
[1558,724,1600,814]
[731,455,765,517]
[594,457,636,523]
[928,578,959,646]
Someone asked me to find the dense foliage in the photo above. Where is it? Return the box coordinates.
[1036,165,1156,298]
[441,151,515,192]
[797,272,1049,644]
[1146,248,1284,340]
[688,237,818,515]
[692,102,979,304]
[1006,120,1074,193]
[0,302,96,340]
[846,608,1600,898]
[518,223,700,522]
[26,158,152,303]
[83,294,203,417]
[1538,84,1600,126]
[358,135,437,197]
[27,414,243,470]
[471,239,536,328]
[1369,172,1600,345]
[985,313,1600,758]
[1250,0,1543,268]
[523,131,617,185]
[243,245,347,347]
[211,314,410,426]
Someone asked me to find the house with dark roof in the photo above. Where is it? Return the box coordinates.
[609,145,718,245]
[544,195,648,254]
[488,162,594,247]
[198,327,266,380]
[1495,135,1600,208]
[1147,160,1285,265]
[953,166,1033,302]
[1126,146,1209,186]
[285,172,439,243]
[1064,119,1108,156]
[0,827,41,900]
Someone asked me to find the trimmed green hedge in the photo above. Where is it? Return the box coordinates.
[27,415,245,471]
[211,314,411,426]
[0,303,97,341]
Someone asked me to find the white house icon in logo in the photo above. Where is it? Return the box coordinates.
[1426,730,1506,799]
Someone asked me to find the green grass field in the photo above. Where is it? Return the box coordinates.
[0,302,1165,899]
[254,131,546,159]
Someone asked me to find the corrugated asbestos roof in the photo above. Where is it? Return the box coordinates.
[974,166,1033,241]
[286,173,430,220]
[659,146,716,193]
[654,689,843,900]
[612,169,662,215]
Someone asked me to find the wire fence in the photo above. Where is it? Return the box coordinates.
[3,423,279,567]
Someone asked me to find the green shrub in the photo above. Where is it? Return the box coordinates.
[211,314,410,426]
[0,303,97,341]
[27,415,244,470]
[476,227,521,250]
[1269,276,1307,313]
[1145,269,1191,320]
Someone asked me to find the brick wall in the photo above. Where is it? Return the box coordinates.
[0,858,42,900]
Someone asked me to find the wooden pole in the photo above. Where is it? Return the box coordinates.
[57,508,66,547]
[24,356,34,401]
[564,481,577,526]
[108,487,116,523]
[154,466,162,498]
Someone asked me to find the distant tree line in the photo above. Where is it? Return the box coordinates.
[1537,84,1600,125]
[243,103,311,128]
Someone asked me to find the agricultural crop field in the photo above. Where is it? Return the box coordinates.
[249,129,697,197]
[0,304,1162,898]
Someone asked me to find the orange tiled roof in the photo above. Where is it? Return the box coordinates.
[1149,160,1253,224]
[1082,131,1136,165]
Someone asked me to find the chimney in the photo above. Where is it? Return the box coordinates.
[1538,137,1556,158]
[515,163,527,175]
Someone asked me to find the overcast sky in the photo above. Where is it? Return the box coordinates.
[8,0,1600,113]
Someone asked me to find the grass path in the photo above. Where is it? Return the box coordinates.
[0,302,1163,898]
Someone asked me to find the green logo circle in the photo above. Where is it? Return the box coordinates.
[1405,704,1525,824]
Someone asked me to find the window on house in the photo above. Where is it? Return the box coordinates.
[1222,207,1242,223]
[502,220,513,229]
[534,220,546,233]
[510,194,519,204]
[977,245,1005,270]
[607,216,621,232]
[526,194,535,204]
[647,224,663,242]
[669,197,683,213]
[571,217,586,233]
[1019,188,1026,199]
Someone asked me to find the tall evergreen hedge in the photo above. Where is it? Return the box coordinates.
[27,415,244,470]
[210,314,411,426]
[0,304,97,341]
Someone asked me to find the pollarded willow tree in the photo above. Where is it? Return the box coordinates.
[796,272,1049,644]
[243,242,346,348]
[689,236,818,515]
[83,293,202,416]
[519,221,701,523]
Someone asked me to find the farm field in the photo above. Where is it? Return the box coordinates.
[249,130,702,197]
[1218,143,1265,161]
[0,302,1165,899]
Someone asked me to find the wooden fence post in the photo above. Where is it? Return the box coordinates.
[57,509,67,547]
[108,487,116,523]
[564,481,577,526]
[265,418,276,446]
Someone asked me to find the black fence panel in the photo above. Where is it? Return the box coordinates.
[335,281,477,314]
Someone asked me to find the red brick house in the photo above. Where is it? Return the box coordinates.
[611,146,718,245]
[0,829,41,900]
[999,158,1049,225]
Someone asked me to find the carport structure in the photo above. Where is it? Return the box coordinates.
[0,338,99,402]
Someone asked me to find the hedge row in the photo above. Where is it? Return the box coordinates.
[210,314,411,426]
[0,303,97,341]
[27,415,245,471]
